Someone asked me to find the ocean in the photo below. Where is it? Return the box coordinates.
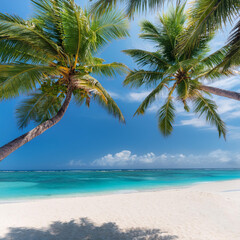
[0,169,240,200]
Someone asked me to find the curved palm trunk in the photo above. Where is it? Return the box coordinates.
[0,86,73,161]
[201,85,240,101]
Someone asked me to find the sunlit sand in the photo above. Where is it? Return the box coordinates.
[0,180,240,240]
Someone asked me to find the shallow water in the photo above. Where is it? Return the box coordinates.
[0,169,240,200]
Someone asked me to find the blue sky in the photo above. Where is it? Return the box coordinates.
[0,0,240,170]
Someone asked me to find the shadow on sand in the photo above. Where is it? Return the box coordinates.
[1,218,178,240]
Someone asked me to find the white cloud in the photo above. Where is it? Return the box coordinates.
[227,126,240,140]
[92,150,169,167]
[208,149,231,163]
[128,91,151,102]
[109,90,152,102]
[91,150,240,168]
[208,76,240,90]
[92,150,137,167]
[108,91,122,100]
[68,160,85,167]
[147,104,160,113]
[180,118,209,128]
[215,97,240,120]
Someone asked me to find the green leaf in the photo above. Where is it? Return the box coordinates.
[0,64,59,99]
[134,78,170,115]
[0,39,52,64]
[89,62,129,77]
[16,90,64,129]
[157,96,175,136]
[90,9,129,51]
[178,0,240,55]
[124,70,165,88]
[61,1,93,61]
[90,0,166,18]
[123,49,169,70]
[0,12,60,58]
[72,74,125,122]
[140,4,186,62]
[31,0,64,47]
[193,93,226,139]
[126,0,165,18]
[73,88,90,106]
[221,20,240,70]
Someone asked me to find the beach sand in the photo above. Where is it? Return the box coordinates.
[0,180,240,240]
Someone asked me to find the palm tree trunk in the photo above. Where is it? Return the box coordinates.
[200,85,240,101]
[0,86,73,161]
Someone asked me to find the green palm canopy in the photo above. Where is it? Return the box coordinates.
[90,0,240,71]
[178,0,240,70]
[0,0,129,160]
[123,4,234,138]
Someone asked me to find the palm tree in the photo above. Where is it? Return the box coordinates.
[0,0,129,161]
[123,4,238,138]
[91,0,240,71]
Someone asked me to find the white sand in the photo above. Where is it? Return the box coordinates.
[0,180,240,240]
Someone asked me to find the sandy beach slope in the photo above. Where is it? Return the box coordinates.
[0,180,240,240]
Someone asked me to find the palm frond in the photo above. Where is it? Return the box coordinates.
[73,88,91,106]
[89,62,129,77]
[91,57,105,65]
[165,58,200,75]
[176,78,190,100]
[157,96,175,136]
[178,0,240,55]
[139,20,163,45]
[221,20,240,69]
[199,47,228,68]
[61,1,94,65]
[140,4,186,61]
[31,0,64,47]
[0,39,52,64]
[123,49,169,70]
[193,93,226,139]
[90,8,129,51]
[72,74,125,122]
[90,0,167,18]
[134,78,170,115]
[124,70,165,88]
[89,0,119,16]
[0,64,59,99]
[16,90,64,129]
[0,12,60,58]
[126,0,165,18]
[193,66,234,81]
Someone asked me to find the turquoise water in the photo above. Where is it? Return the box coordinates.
[0,169,240,200]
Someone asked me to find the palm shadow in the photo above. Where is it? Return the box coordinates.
[1,218,178,240]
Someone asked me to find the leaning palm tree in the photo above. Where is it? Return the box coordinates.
[123,4,237,138]
[0,0,129,161]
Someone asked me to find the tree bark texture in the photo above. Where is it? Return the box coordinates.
[200,85,240,101]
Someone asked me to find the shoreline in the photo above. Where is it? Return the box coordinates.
[0,178,240,204]
[1,179,240,239]
[0,178,239,204]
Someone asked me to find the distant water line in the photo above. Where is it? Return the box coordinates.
[0,169,240,200]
